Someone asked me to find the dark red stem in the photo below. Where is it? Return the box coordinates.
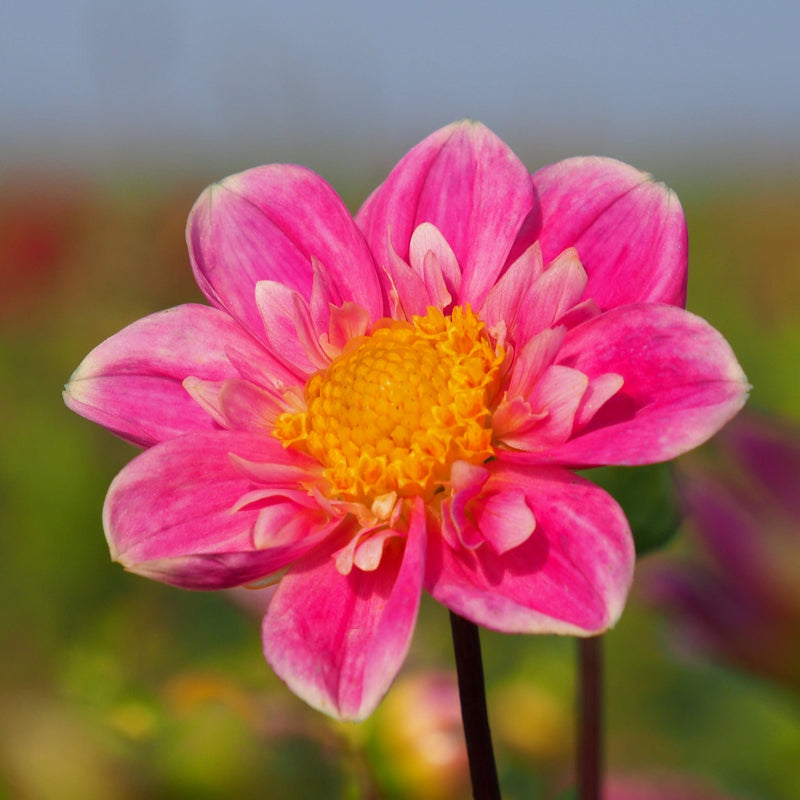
[578,635,603,800]
[449,611,501,800]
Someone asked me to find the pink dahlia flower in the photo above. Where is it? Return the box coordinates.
[64,121,748,720]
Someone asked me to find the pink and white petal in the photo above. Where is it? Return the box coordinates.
[323,302,372,354]
[382,236,432,318]
[542,304,749,466]
[187,165,383,340]
[103,431,322,589]
[532,157,688,309]
[356,121,535,307]
[254,280,327,376]
[252,497,333,552]
[426,465,634,634]
[556,298,602,330]
[353,528,406,572]
[498,365,588,451]
[64,304,284,447]
[263,501,427,720]
[444,461,491,550]
[473,488,536,555]
[219,378,286,431]
[505,326,566,399]
[308,256,344,335]
[515,249,588,343]
[409,222,463,304]
[357,123,463,271]
[183,377,226,427]
[479,242,543,336]
[492,396,547,442]
[574,373,625,429]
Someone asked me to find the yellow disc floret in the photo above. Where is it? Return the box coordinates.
[274,305,504,504]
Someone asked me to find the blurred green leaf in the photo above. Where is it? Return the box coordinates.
[581,463,682,557]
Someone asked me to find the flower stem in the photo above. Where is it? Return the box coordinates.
[577,635,604,800]
[449,611,501,800]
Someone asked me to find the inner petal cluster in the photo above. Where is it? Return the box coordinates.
[274,305,504,505]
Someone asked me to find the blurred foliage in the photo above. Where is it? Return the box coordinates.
[584,463,682,557]
[1,164,799,800]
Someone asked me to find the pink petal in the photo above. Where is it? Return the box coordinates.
[426,464,634,634]
[442,461,491,550]
[323,302,372,353]
[574,373,625,429]
[504,326,566,399]
[479,242,544,337]
[356,121,535,307]
[498,365,588,450]
[408,222,463,308]
[263,501,427,720]
[182,377,227,427]
[472,489,536,555]
[218,378,285,431]
[382,235,432,319]
[515,248,588,343]
[187,165,383,341]
[532,157,688,309]
[541,304,749,466]
[103,431,328,589]
[254,280,328,376]
[63,304,286,447]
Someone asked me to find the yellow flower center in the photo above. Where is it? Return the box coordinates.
[274,305,503,506]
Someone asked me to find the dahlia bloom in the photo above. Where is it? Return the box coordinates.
[64,121,748,720]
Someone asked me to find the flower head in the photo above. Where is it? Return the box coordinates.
[644,411,800,689]
[64,121,748,719]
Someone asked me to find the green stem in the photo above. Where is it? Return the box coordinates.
[449,611,501,800]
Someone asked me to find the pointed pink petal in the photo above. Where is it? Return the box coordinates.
[532,157,688,309]
[574,373,625,429]
[103,431,328,589]
[443,462,490,550]
[540,304,749,465]
[505,326,566,399]
[63,304,287,447]
[409,222,462,307]
[516,248,588,342]
[479,242,543,336]
[182,377,227,427]
[426,464,634,634]
[383,235,432,319]
[323,301,371,353]
[218,378,285,431]
[187,165,383,341]
[356,121,535,307]
[472,488,536,555]
[263,501,426,720]
[498,365,588,450]
[254,280,327,376]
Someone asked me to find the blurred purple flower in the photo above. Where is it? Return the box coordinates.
[644,411,800,689]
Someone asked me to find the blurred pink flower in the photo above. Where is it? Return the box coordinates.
[607,774,744,800]
[64,121,748,719]
[372,671,468,800]
[644,411,800,688]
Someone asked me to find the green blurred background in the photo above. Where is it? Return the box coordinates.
[2,2,800,798]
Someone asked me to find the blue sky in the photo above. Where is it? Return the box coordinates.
[3,0,799,174]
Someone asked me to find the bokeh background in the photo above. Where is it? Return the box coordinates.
[2,2,799,798]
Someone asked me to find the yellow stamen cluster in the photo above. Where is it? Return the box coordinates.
[274,305,503,505]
